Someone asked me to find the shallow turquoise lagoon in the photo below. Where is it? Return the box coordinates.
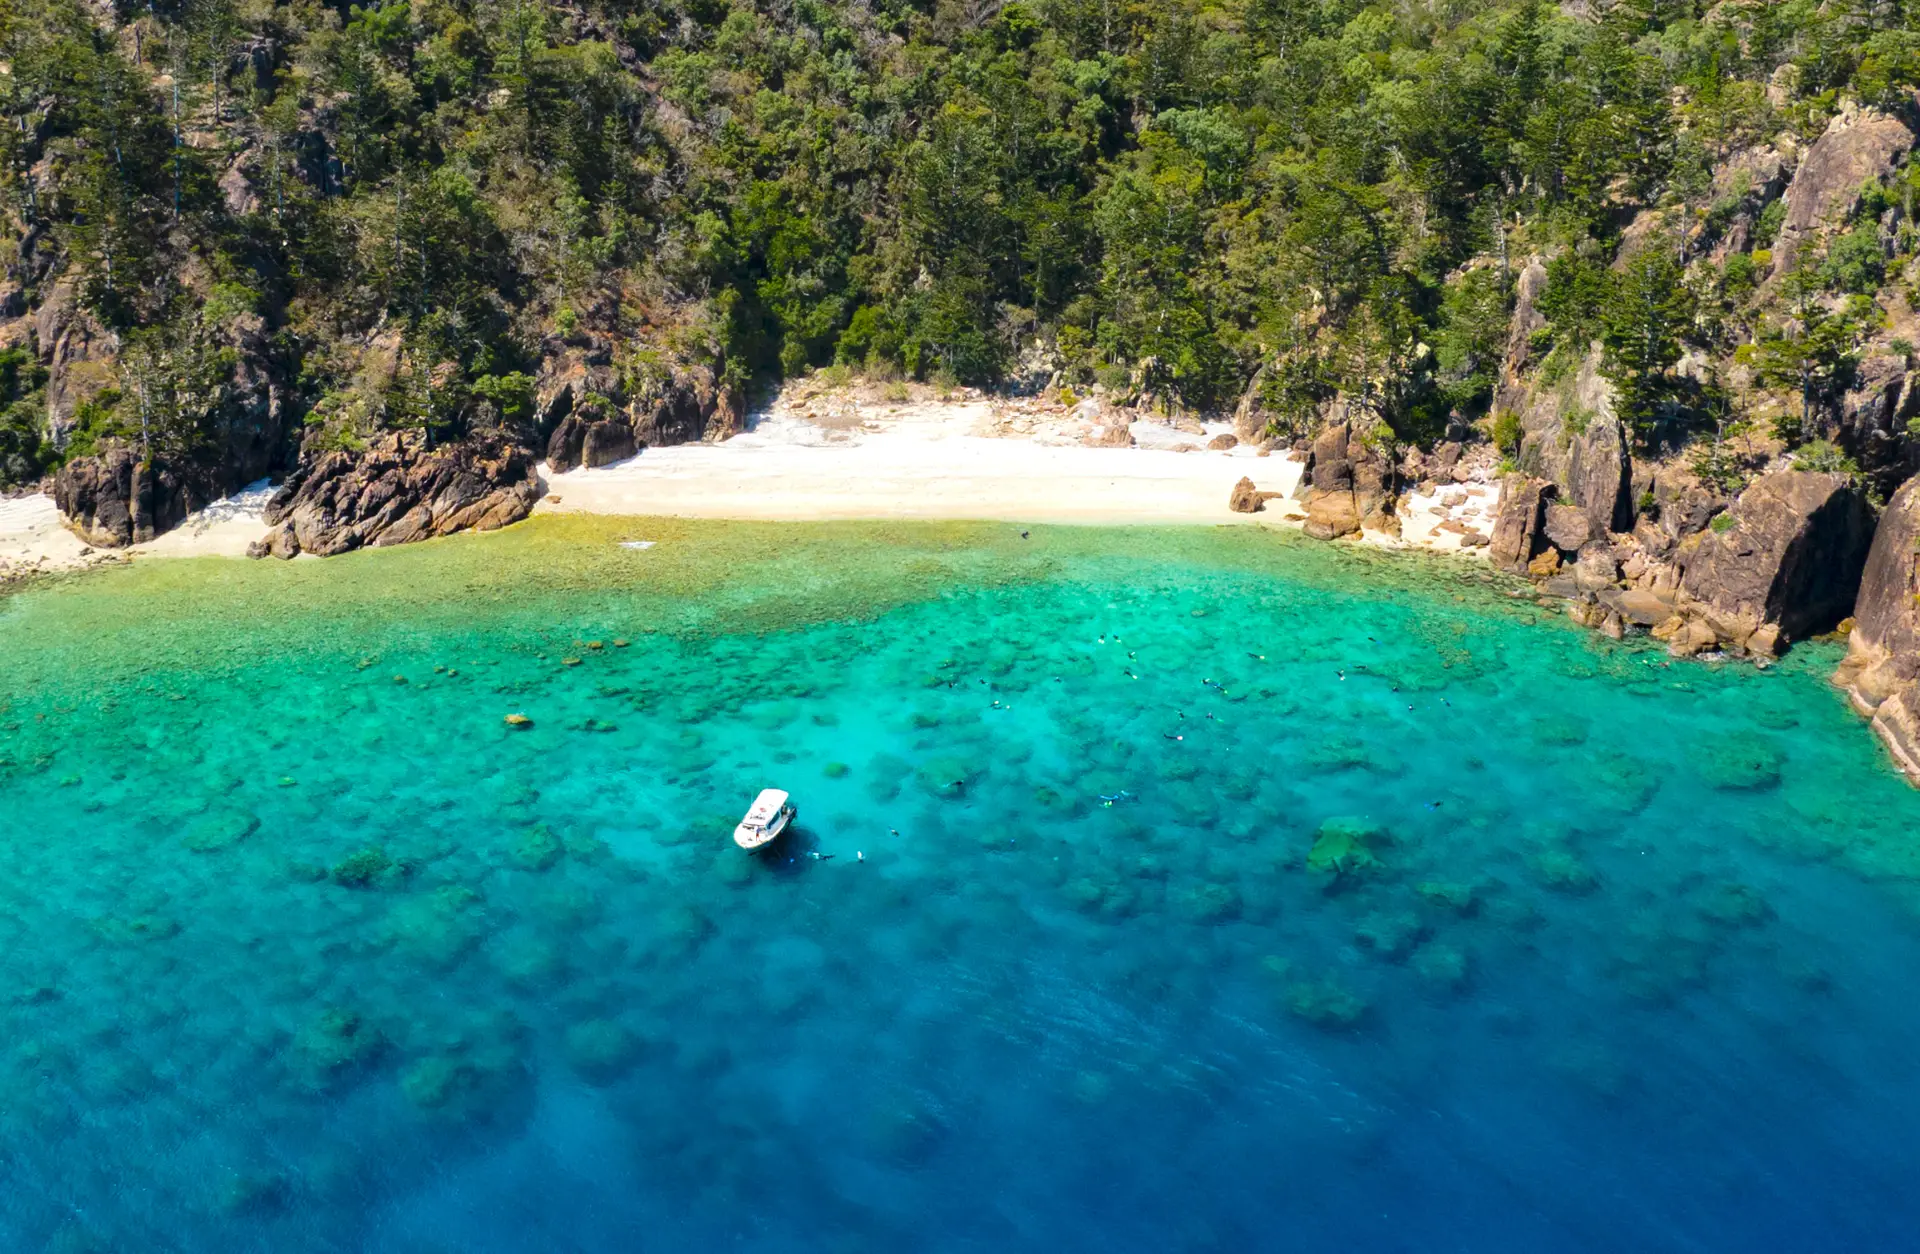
[3,519,1919,1252]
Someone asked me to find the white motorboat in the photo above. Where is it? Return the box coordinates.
[734,788,795,851]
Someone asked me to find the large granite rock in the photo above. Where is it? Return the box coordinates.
[1228,476,1283,514]
[249,432,539,558]
[534,344,742,454]
[1300,418,1398,540]
[1512,345,1634,537]
[1773,103,1916,278]
[33,279,114,440]
[1669,470,1875,655]
[1834,473,1920,783]
[546,414,638,473]
[53,448,196,546]
[1489,475,1556,573]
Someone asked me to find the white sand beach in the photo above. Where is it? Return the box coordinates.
[0,479,278,578]
[0,391,1315,572]
[538,393,1298,526]
[0,386,1509,571]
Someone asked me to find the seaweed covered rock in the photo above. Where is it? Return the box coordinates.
[1834,472,1920,782]
[249,431,538,558]
[1670,470,1874,655]
[1300,418,1398,540]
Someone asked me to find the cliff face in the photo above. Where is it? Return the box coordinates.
[1669,470,1876,655]
[1509,347,1634,539]
[1835,474,1920,783]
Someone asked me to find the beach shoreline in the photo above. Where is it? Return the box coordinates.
[0,388,1499,577]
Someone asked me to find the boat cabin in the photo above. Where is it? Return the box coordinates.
[734,788,794,851]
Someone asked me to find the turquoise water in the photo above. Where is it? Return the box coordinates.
[3,519,1919,1252]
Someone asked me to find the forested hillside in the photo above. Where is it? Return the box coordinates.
[5,0,1920,530]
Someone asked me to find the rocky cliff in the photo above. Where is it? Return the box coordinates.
[1834,473,1920,783]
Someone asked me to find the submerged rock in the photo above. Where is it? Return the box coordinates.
[1284,976,1371,1030]
[1306,816,1385,877]
[563,1019,644,1085]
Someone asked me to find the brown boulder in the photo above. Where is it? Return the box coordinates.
[1489,476,1556,573]
[1229,476,1285,514]
[1543,504,1594,554]
[1674,470,1875,652]
[1512,346,1635,536]
[1300,419,1398,540]
[547,415,639,473]
[1834,473,1920,782]
[1207,433,1239,451]
[249,432,539,559]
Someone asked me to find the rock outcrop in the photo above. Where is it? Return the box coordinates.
[1773,103,1916,277]
[249,432,539,558]
[1489,476,1555,572]
[46,308,292,546]
[1835,347,1919,497]
[1704,144,1789,262]
[1228,476,1283,513]
[1834,473,1920,782]
[53,448,196,546]
[33,280,114,439]
[617,361,740,446]
[1663,470,1875,655]
[1512,345,1633,537]
[546,413,638,473]
[1300,418,1398,540]
[534,345,742,464]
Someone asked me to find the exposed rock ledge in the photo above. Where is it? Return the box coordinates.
[248,432,538,559]
[1834,474,1920,783]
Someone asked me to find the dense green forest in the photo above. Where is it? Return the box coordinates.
[4,0,1920,488]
